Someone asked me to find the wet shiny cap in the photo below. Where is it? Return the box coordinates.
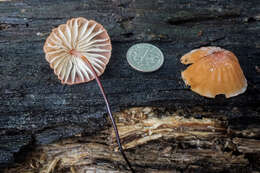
[181,46,247,98]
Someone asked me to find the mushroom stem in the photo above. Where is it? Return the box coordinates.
[81,55,135,173]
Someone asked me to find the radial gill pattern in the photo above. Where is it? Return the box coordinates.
[44,17,112,85]
[181,47,247,98]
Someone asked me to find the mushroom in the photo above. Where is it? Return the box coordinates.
[43,17,134,172]
[181,46,247,98]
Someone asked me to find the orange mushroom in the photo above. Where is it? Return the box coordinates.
[181,46,247,98]
[44,17,134,172]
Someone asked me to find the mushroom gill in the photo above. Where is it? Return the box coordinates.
[43,17,135,173]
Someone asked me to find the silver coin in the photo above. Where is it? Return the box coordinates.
[126,43,164,72]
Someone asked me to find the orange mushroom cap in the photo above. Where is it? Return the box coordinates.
[43,17,112,85]
[181,47,247,98]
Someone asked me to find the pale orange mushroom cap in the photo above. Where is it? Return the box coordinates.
[43,17,112,85]
[181,47,247,98]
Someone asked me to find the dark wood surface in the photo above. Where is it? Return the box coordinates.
[0,0,260,172]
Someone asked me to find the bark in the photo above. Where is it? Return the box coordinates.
[3,107,260,173]
[0,0,260,172]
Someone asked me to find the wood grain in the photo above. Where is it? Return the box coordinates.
[0,0,259,172]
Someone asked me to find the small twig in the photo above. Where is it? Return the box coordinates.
[70,166,77,173]
[44,158,60,173]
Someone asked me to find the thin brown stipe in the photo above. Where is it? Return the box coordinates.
[69,49,82,57]
[43,17,134,172]
[70,50,135,173]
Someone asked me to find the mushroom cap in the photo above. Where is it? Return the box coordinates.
[43,17,112,85]
[181,47,247,98]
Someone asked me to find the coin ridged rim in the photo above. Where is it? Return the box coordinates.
[126,43,164,72]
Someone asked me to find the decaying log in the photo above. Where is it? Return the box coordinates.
[3,107,260,173]
[0,0,260,172]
